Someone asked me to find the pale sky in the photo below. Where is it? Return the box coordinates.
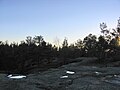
[0,0,120,44]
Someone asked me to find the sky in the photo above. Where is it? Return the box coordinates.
[0,0,120,45]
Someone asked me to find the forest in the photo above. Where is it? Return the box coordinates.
[0,18,120,74]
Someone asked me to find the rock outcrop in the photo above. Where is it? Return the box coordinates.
[0,58,120,90]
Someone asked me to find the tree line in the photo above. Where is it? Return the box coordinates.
[0,18,120,74]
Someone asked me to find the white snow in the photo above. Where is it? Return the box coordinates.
[95,71,101,75]
[7,74,26,79]
[8,74,12,77]
[66,71,75,74]
[60,76,68,78]
[95,72,99,74]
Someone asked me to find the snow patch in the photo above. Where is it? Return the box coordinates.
[66,71,75,74]
[60,76,68,78]
[8,74,26,79]
[95,71,101,75]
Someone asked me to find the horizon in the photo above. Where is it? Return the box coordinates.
[0,0,120,44]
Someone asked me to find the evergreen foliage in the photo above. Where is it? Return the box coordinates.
[0,18,120,74]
